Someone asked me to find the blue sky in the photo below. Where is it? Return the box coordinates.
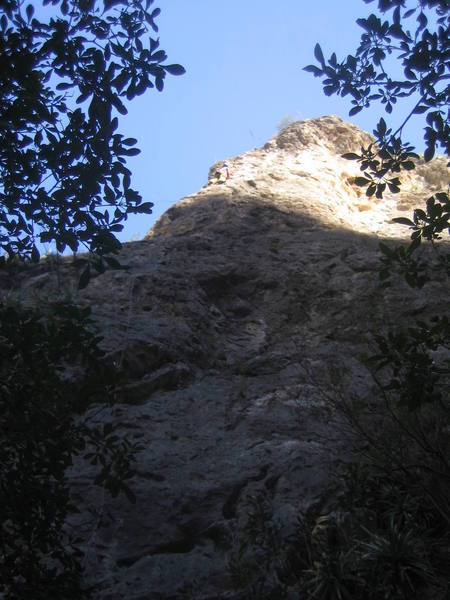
[107,0,428,242]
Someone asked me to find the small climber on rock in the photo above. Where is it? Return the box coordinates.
[209,162,230,184]
[220,162,230,182]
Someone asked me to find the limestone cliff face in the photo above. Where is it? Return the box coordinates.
[152,115,447,238]
[4,116,449,598]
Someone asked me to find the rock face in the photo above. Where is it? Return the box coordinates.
[4,116,449,598]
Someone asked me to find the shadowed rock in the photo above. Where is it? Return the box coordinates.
[3,116,448,599]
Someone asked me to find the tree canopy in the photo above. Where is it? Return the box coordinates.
[0,0,184,265]
[305,0,449,287]
[305,0,449,162]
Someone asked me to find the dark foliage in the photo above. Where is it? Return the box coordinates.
[228,463,449,599]
[0,0,184,264]
[305,0,449,159]
[0,297,142,598]
[304,1,449,280]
